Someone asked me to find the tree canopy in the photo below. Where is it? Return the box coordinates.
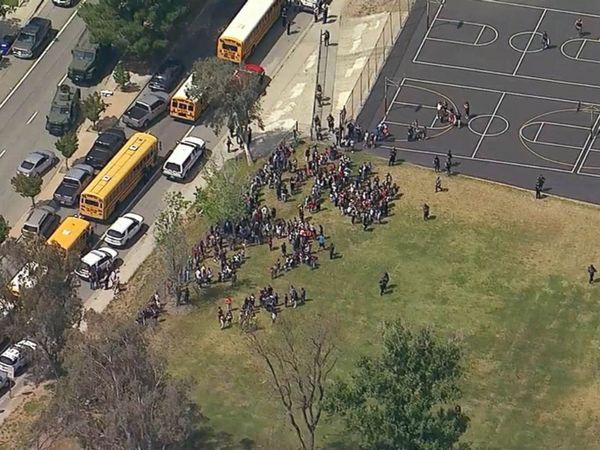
[29,313,201,449]
[193,159,251,225]
[78,0,188,61]
[0,215,9,244]
[55,131,79,170]
[188,57,264,154]
[326,321,470,450]
[11,173,43,206]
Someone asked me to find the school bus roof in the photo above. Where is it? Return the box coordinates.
[219,0,280,45]
[172,74,196,101]
[82,132,158,199]
[47,216,91,250]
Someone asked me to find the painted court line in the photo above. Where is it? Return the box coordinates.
[378,143,573,175]
[392,101,436,110]
[411,59,600,91]
[474,26,485,45]
[533,123,544,141]
[478,0,600,19]
[574,116,600,173]
[471,92,506,158]
[575,40,586,59]
[402,77,598,105]
[383,78,406,120]
[412,2,444,63]
[512,9,546,76]
[534,121,590,131]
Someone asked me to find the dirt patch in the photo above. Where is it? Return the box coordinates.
[345,0,399,17]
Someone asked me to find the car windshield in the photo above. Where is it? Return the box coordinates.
[21,161,35,170]
[62,178,80,188]
[0,355,15,366]
[51,105,69,114]
[165,162,181,172]
[77,262,91,273]
[22,224,38,233]
[17,32,34,43]
[73,50,94,62]
[107,229,124,239]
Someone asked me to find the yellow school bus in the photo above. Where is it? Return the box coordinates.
[170,74,208,122]
[217,0,283,63]
[79,133,158,221]
[47,216,93,253]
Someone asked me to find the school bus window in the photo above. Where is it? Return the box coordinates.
[223,42,237,52]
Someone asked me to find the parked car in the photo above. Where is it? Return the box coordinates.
[68,31,111,85]
[0,370,10,391]
[122,92,168,129]
[0,34,15,55]
[149,59,184,92]
[52,0,75,7]
[12,17,51,59]
[45,84,81,136]
[53,163,94,207]
[84,127,126,171]
[16,150,57,176]
[75,247,118,281]
[162,137,205,180]
[21,206,60,240]
[7,262,46,297]
[103,213,144,248]
[0,340,37,378]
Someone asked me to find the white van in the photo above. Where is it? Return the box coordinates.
[162,137,205,181]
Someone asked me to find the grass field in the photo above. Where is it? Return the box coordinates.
[106,153,600,450]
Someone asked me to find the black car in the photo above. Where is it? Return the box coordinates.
[148,59,184,92]
[84,128,127,171]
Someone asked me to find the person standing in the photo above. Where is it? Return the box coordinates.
[313,5,319,22]
[388,147,397,166]
[247,127,252,147]
[445,159,452,176]
[323,29,330,46]
[435,176,442,193]
[379,272,389,296]
[322,4,328,23]
[329,243,335,259]
[433,155,440,172]
[226,136,232,153]
[423,203,430,221]
[463,101,470,120]
[575,18,583,37]
[455,110,462,128]
[535,183,542,199]
[327,113,335,132]
[588,264,597,284]
[340,106,347,125]
[286,19,291,35]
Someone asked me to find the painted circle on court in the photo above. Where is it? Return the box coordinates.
[560,38,600,64]
[519,108,583,168]
[509,31,544,53]
[468,115,509,137]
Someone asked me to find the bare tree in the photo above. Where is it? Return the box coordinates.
[247,317,338,450]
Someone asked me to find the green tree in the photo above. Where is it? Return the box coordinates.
[326,321,470,450]
[11,173,43,207]
[82,91,106,130]
[79,0,188,61]
[54,131,79,170]
[112,62,131,91]
[193,159,251,225]
[0,215,9,244]
[154,191,191,305]
[28,313,201,449]
[188,57,264,163]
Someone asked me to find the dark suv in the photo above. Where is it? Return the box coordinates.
[68,32,110,85]
[84,128,126,171]
[12,17,51,59]
[149,59,184,92]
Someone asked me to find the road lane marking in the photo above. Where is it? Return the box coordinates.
[26,111,38,124]
[0,2,86,111]
[0,149,5,159]
[183,125,196,139]
[57,73,68,86]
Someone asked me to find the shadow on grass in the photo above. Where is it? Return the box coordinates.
[184,425,257,450]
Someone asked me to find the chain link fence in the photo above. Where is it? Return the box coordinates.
[341,0,417,121]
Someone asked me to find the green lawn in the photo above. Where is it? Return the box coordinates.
[122,153,600,450]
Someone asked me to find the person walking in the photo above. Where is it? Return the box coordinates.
[541,31,550,49]
[322,4,328,23]
[588,264,597,284]
[323,29,330,46]
[286,20,291,35]
[575,18,583,37]
[435,176,442,193]
[423,203,430,221]
[313,5,319,22]
[316,83,323,107]
[455,110,462,128]
[535,174,545,199]
[379,272,389,296]
[433,155,440,172]
[445,159,452,176]
[327,113,335,132]
[388,147,397,166]
[329,243,335,259]
[463,101,470,120]
[226,136,232,153]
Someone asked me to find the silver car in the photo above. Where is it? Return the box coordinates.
[17,150,57,176]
